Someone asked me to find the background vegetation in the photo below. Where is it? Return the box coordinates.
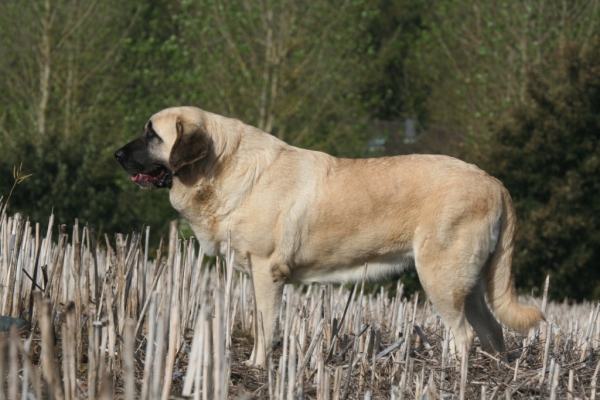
[0,0,599,300]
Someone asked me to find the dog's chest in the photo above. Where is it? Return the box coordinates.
[183,217,222,256]
[170,182,227,255]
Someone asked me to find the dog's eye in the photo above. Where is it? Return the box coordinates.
[146,130,160,141]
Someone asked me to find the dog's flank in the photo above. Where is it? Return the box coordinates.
[115,106,543,366]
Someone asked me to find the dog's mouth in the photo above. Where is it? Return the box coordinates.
[131,165,172,189]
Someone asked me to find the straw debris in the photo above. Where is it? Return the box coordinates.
[0,207,599,399]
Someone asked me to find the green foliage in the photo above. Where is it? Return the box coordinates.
[474,40,600,300]
[0,0,176,234]
[360,0,428,121]
[0,130,176,235]
[408,0,600,142]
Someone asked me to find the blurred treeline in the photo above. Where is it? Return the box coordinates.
[0,0,599,300]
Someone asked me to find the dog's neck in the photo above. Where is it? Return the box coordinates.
[169,121,288,255]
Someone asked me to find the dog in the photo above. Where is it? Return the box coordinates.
[115,106,543,366]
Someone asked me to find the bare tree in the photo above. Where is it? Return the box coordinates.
[0,0,139,139]
[408,0,600,140]
[177,0,372,146]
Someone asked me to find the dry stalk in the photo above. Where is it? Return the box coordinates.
[1,211,600,399]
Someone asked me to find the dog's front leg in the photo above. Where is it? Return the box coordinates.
[246,261,285,367]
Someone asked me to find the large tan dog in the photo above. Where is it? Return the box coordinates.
[115,106,543,366]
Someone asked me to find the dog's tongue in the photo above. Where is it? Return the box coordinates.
[131,173,153,183]
[132,169,163,183]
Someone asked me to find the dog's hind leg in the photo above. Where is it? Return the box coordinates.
[464,280,506,354]
[246,258,285,367]
[414,231,488,358]
[414,253,475,358]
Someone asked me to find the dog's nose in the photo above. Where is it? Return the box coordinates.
[114,148,125,162]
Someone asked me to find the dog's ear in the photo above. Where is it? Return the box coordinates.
[169,120,209,172]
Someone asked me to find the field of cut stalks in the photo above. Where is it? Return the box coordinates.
[1,203,600,399]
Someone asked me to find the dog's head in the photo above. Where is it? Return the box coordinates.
[115,107,210,189]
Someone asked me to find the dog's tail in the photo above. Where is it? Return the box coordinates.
[485,187,544,331]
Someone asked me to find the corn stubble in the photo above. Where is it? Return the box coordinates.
[0,203,599,399]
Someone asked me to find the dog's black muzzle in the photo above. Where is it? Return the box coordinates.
[114,139,172,189]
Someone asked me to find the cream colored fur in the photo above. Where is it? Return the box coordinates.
[145,106,543,366]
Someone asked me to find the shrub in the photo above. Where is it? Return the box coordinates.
[475,40,600,300]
